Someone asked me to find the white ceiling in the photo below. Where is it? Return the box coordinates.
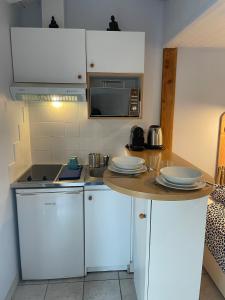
[166,0,225,48]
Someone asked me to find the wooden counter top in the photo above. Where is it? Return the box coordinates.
[103,149,214,201]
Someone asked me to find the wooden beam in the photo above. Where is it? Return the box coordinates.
[160,48,178,152]
[217,113,225,167]
[215,113,225,182]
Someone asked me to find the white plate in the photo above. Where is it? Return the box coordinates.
[112,156,145,170]
[108,164,147,175]
[162,176,196,187]
[160,166,202,185]
[156,175,206,190]
[111,162,144,172]
[160,176,203,188]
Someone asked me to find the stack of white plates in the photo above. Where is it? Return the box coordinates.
[108,156,147,175]
[156,166,206,190]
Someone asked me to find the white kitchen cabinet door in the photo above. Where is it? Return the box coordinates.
[11,28,86,83]
[147,198,208,300]
[86,31,145,73]
[85,187,132,271]
[16,188,84,280]
[133,198,151,300]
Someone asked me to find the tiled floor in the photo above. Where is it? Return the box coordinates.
[12,271,135,300]
[12,270,224,300]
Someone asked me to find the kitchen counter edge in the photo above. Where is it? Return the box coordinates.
[103,150,214,201]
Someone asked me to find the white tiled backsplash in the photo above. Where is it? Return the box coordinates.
[29,102,145,165]
[7,101,32,182]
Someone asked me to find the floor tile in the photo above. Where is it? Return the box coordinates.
[12,284,47,300]
[119,271,134,279]
[48,277,84,284]
[200,274,224,300]
[18,280,48,286]
[45,282,83,300]
[84,280,121,300]
[120,279,137,300]
[85,271,118,281]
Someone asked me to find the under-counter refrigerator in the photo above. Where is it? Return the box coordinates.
[16,188,84,280]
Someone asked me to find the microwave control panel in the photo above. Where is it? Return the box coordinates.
[129,89,140,116]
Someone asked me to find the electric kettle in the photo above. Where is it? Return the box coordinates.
[147,125,163,149]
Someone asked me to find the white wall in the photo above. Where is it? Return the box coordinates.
[17,0,42,27]
[173,48,225,177]
[0,2,31,300]
[21,0,164,164]
[164,0,219,45]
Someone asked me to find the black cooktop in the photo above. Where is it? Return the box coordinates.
[18,164,62,182]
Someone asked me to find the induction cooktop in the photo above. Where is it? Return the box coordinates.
[18,164,62,182]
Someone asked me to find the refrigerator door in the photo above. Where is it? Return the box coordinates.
[16,188,84,280]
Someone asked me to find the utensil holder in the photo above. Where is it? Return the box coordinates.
[89,153,101,168]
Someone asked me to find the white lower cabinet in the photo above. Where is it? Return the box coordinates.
[133,197,208,300]
[84,186,132,272]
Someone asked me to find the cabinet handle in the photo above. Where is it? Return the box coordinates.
[90,63,95,68]
[88,195,93,201]
[78,74,82,79]
[139,213,146,219]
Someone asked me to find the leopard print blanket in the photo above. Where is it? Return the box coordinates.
[205,202,225,273]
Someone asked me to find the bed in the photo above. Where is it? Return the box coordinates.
[204,199,225,297]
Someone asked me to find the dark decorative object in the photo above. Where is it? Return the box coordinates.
[107,15,121,31]
[49,16,59,28]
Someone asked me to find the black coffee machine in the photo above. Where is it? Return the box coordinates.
[128,126,145,151]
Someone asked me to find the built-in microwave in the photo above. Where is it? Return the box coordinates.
[88,75,142,118]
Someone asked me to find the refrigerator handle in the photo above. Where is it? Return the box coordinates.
[17,190,83,196]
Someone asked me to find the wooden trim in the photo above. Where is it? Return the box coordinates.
[160,48,178,151]
[216,112,225,168]
[87,72,144,119]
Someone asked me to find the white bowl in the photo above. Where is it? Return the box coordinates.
[160,166,202,185]
[112,156,145,170]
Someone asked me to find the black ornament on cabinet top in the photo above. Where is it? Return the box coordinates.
[107,15,121,31]
[49,16,59,28]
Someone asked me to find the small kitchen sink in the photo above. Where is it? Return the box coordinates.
[85,166,107,185]
[89,167,106,178]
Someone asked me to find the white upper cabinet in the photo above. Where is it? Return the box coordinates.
[86,31,145,73]
[11,28,86,83]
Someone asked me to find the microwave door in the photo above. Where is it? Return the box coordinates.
[90,88,130,117]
